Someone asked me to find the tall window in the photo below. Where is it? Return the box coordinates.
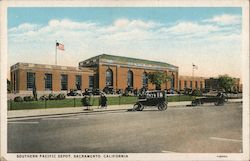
[27,72,35,91]
[179,81,181,90]
[76,75,82,90]
[184,81,187,88]
[195,81,198,89]
[142,72,148,87]
[89,76,94,88]
[127,70,133,87]
[61,74,68,90]
[190,81,193,89]
[171,75,175,89]
[106,69,113,86]
[45,73,52,91]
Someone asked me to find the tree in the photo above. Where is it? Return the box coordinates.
[148,72,171,90]
[218,75,236,93]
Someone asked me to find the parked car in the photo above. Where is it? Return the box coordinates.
[132,90,167,111]
[67,89,81,96]
[82,88,93,96]
[92,88,101,95]
[103,86,115,94]
[123,86,134,96]
[116,89,123,95]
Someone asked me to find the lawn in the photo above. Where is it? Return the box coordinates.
[8,95,194,110]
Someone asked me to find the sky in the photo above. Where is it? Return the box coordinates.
[8,7,242,79]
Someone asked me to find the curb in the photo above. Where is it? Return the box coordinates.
[7,101,242,120]
[7,108,129,120]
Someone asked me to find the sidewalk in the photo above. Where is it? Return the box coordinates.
[7,99,242,119]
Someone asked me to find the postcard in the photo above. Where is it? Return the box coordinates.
[1,0,249,161]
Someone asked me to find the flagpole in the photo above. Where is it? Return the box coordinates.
[55,40,57,65]
[192,63,194,90]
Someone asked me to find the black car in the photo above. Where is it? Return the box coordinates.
[67,89,81,96]
[92,88,101,95]
[191,93,228,106]
[103,86,115,94]
[82,88,93,96]
[132,90,167,111]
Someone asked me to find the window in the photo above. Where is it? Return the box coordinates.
[13,72,16,91]
[76,75,82,90]
[45,73,52,91]
[27,72,35,90]
[89,76,94,88]
[190,81,193,89]
[127,70,133,87]
[142,72,148,87]
[171,75,175,89]
[195,81,198,89]
[179,81,181,90]
[106,69,113,86]
[61,74,68,90]
[184,81,187,88]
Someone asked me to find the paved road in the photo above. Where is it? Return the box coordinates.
[8,103,242,153]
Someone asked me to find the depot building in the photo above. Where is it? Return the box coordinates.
[10,54,179,95]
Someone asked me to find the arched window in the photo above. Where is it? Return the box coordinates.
[127,70,133,87]
[142,72,148,87]
[106,69,113,86]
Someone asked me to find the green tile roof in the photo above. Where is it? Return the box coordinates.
[97,54,178,69]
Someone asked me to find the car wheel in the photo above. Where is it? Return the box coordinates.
[133,103,144,111]
[158,102,167,111]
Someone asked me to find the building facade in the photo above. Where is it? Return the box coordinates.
[11,54,179,94]
[178,76,205,90]
[79,54,179,91]
[10,63,94,94]
[205,77,242,92]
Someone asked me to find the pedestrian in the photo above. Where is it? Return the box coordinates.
[100,93,107,109]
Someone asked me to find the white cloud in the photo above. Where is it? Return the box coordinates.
[8,17,242,78]
[204,14,241,25]
[48,19,96,30]
[161,22,219,36]
[9,23,40,33]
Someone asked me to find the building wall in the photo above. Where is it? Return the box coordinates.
[98,64,178,91]
[178,76,205,90]
[11,63,94,94]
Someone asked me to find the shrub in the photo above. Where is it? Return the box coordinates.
[23,96,34,102]
[39,95,48,100]
[57,93,66,100]
[48,93,57,100]
[14,96,23,102]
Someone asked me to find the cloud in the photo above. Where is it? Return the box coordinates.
[8,16,242,78]
[160,22,219,36]
[48,19,96,30]
[9,23,40,33]
[204,14,241,25]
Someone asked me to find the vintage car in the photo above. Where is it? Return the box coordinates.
[103,86,115,94]
[67,89,81,96]
[132,90,167,111]
[191,93,228,106]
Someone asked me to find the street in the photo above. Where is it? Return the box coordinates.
[8,103,242,153]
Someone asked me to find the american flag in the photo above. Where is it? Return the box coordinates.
[192,63,198,70]
[56,42,65,51]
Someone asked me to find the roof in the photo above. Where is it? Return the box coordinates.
[80,54,178,71]
[10,62,93,73]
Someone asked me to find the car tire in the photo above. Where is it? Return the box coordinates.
[158,102,167,111]
[133,103,144,111]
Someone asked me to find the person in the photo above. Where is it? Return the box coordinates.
[100,93,107,109]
